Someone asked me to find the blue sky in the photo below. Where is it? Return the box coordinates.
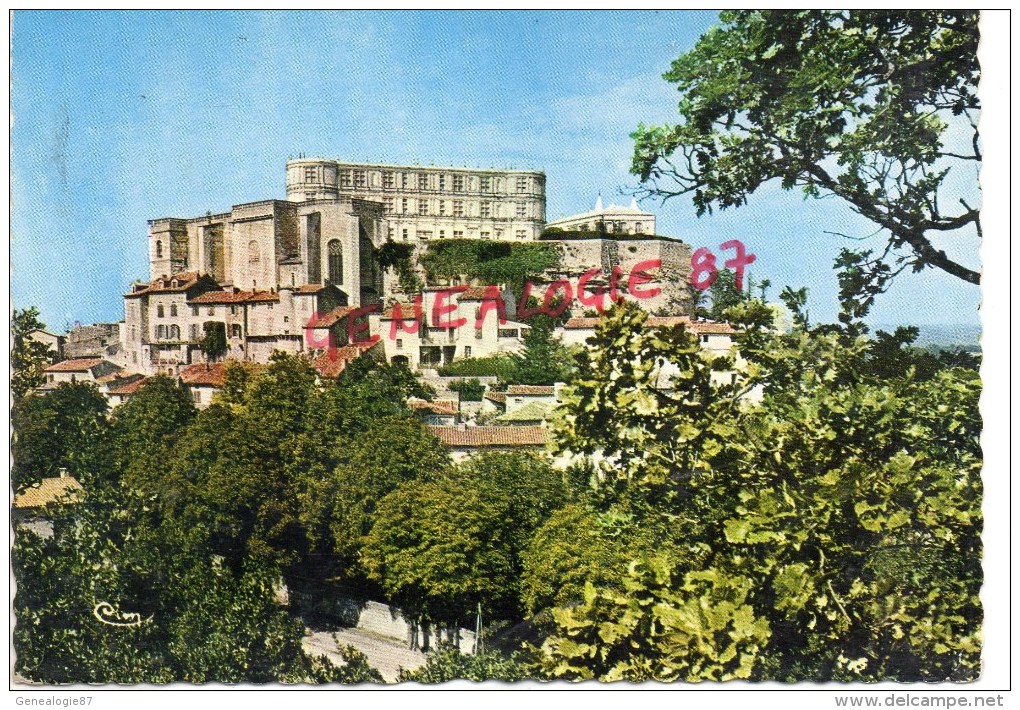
[11,10,982,333]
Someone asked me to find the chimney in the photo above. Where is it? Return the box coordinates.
[58,467,68,479]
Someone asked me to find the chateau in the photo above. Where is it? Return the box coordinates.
[107,157,698,379]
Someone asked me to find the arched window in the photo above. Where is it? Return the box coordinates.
[156,240,163,258]
[248,240,260,264]
[327,239,343,284]
[169,325,180,340]
[157,305,165,318]
[170,304,177,317]
[157,325,167,339]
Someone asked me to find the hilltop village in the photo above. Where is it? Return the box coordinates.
[34,157,738,460]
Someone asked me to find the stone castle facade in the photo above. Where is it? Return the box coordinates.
[118,158,693,375]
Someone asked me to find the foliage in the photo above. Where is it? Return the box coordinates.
[375,240,422,294]
[505,321,577,386]
[438,354,516,381]
[200,320,228,362]
[12,483,355,684]
[706,268,748,320]
[448,378,485,402]
[363,452,565,626]
[421,239,561,289]
[633,10,981,298]
[299,414,451,570]
[540,300,981,681]
[12,383,109,491]
[110,375,196,490]
[12,307,56,401]
[520,503,630,615]
[399,649,530,683]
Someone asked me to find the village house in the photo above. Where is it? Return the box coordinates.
[40,357,122,391]
[428,425,549,462]
[12,470,83,538]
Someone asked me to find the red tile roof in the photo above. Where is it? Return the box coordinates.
[107,377,151,396]
[563,315,735,335]
[179,362,228,387]
[459,286,502,301]
[380,303,421,320]
[309,306,359,329]
[14,475,83,509]
[311,342,379,378]
[45,357,106,373]
[484,391,507,405]
[295,284,327,294]
[429,425,549,448]
[125,271,205,298]
[505,385,555,396]
[188,289,280,305]
[408,398,459,416]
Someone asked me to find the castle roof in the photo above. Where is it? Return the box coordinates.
[188,289,280,305]
[505,385,556,396]
[408,398,459,416]
[125,271,208,298]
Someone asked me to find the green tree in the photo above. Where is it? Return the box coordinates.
[12,383,110,491]
[363,452,565,627]
[299,414,451,572]
[200,321,228,362]
[538,300,981,682]
[448,378,485,402]
[110,375,196,489]
[633,10,981,300]
[13,483,376,684]
[506,321,576,386]
[12,307,56,400]
[707,268,747,320]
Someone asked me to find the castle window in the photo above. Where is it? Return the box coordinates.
[464,346,472,358]
[353,170,366,187]
[516,203,527,218]
[304,166,317,183]
[384,197,395,213]
[230,305,237,315]
[327,239,344,284]
[400,173,409,189]
[339,171,351,187]
[480,231,490,239]
[453,201,464,217]
[516,230,527,239]
[248,240,261,264]
[438,201,446,216]
[208,307,215,316]
[383,172,394,189]
[516,176,528,192]
[454,230,464,238]
[438,175,446,191]
[401,198,409,213]
[231,324,242,338]
[480,202,491,218]
[452,175,464,192]
[396,339,403,350]
[635,223,643,234]
[170,304,178,317]
[402,228,409,241]
[479,176,490,192]
[157,325,167,339]
[191,306,198,316]
[418,200,429,216]
[189,324,198,340]
[418,173,429,190]
[156,240,163,258]
[169,325,180,340]
[157,305,165,318]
